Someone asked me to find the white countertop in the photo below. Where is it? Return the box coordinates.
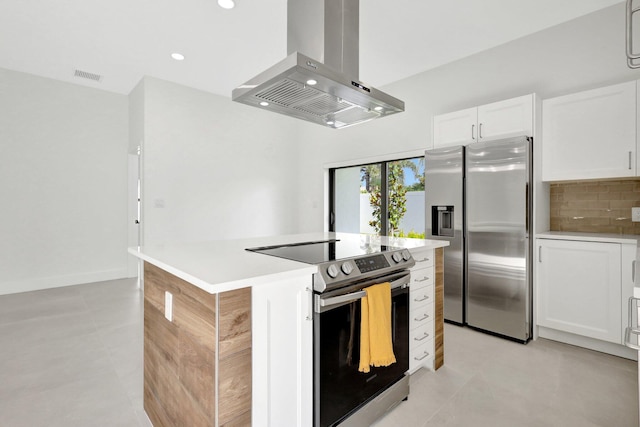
[128,232,448,294]
[536,231,640,245]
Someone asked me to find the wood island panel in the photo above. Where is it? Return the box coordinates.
[143,262,252,427]
[434,247,444,370]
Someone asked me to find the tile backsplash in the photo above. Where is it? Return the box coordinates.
[550,179,640,234]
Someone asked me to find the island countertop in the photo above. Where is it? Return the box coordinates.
[128,232,449,294]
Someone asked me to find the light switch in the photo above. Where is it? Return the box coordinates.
[164,291,173,322]
[633,207,640,222]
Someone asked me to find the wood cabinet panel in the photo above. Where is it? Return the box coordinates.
[173,291,217,352]
[218,348,252,425]
[219,287,252,358]
[144,299,179,371]
[434,247,444,370]
[178,328,216,417]
[220,410,252,427]
[144,333,212,427]
[143,262,252,427]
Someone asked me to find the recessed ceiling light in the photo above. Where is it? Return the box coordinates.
[218,0,235,9]
[326,121,335,125]
[259,101,269,106]
[306,79,317,86]
[374,106,383,111]
[171,53,185,61]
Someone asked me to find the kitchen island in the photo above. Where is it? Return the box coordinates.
[129,232,448,427]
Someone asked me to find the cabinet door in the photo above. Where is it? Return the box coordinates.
[542,81,636,181]
[537,239,621,344]
[252,277,313,426]
[432,107,477,148]
[477,94,533,140]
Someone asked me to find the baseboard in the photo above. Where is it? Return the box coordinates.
[0,268,129,295]
[537,326,638,360]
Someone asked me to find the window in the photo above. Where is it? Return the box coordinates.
[329,157,425,238]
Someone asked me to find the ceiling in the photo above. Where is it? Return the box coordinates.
[0,0,625,98]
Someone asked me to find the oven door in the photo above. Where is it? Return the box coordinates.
[313,272,410,427]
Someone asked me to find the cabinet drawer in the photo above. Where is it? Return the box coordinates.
[410,284,433,312]
[410,302,433,329]
[410,267,433,290]
[409,338,434,371]
[410,317,433,341]
[411,250,434,268]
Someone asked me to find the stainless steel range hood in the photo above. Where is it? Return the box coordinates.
[232,0,404,129]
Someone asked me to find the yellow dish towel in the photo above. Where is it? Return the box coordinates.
[358,282,396,373]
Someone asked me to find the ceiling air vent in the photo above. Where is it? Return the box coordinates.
[73,69,102,82]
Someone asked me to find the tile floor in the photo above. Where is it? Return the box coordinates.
[0,278,637,427]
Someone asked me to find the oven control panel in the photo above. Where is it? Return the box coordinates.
[314,250,415,292]
[355,254,390,273]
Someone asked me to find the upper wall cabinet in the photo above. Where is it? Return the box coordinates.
[542,81,637,181]
[432,94,534,148]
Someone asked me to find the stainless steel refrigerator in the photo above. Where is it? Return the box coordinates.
[426,136,532,342]
[425,145,465,324]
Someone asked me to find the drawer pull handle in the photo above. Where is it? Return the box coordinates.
[415,277,429,282]
[414,313,429,322]
[414,295,429,302]
[414,332,429,342]
[416,257,429,263]
[414,351,430,361]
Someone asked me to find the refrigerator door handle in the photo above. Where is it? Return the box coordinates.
[525,183,529,236]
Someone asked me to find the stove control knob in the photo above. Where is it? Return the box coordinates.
[327,264,339,278]
[402,250,412,261]
[341,262,354,275]
[392,252,403,263]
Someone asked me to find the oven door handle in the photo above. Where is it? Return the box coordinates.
[316,275,410,312]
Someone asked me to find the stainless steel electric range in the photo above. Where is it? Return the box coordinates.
[247,238,414,427]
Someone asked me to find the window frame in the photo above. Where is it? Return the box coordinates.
[328,156,424,236]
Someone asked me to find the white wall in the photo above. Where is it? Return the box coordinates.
[4,3,638,295]
[295,3,640,233]
[333,167,361,233]
[140,76,303,245]
[0,68,129,295]
[128,80,145,276]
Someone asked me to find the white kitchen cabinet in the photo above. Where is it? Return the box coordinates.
[537,238,622,343]
[542,80,637,181]
[432,107,478,148]
[536,235,638,360]
[407,248,435,373]
[252,275,313,427]
[432,94,534,148]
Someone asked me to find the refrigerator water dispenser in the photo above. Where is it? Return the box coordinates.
[432,206,454,237]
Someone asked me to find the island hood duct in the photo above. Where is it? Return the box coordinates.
[232,0,404,129]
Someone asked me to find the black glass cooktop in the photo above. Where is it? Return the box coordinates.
[246,239,399,265]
